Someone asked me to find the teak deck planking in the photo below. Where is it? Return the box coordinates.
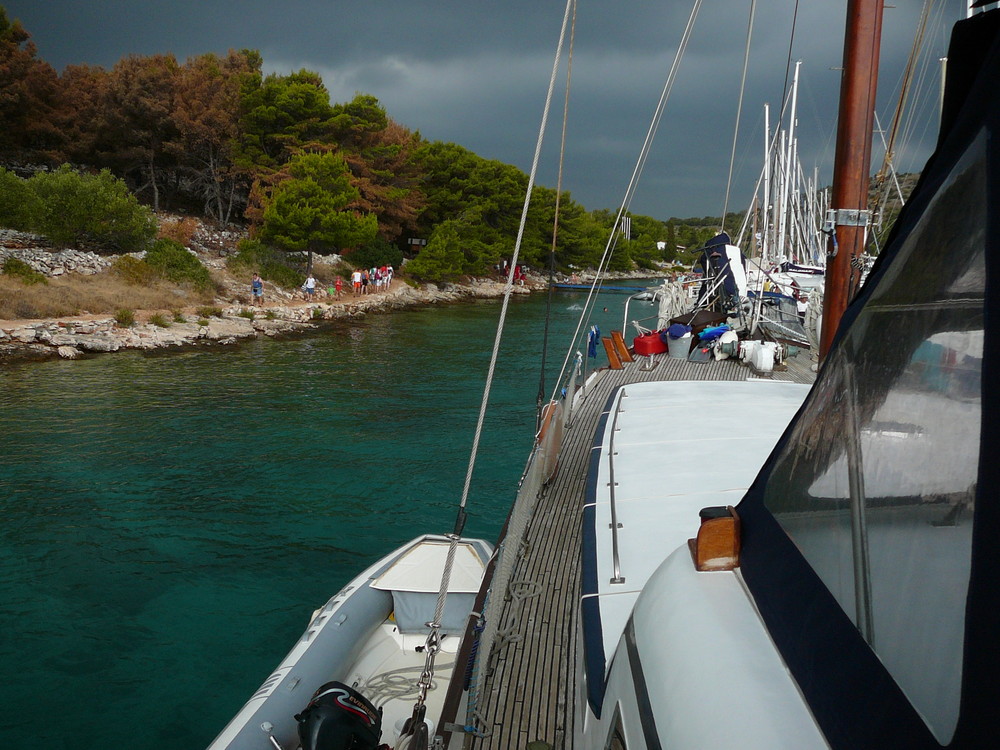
[470,347,814,749]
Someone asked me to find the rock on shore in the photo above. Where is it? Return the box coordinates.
[0,231,112,276]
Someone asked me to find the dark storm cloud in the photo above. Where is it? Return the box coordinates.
[4,0,967,219]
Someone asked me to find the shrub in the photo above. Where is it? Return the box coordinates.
[158,216,199,246]
[111,255,157,286]
[145,238,213,290]
[197,318,209,326]
[172,310,185,323]
[312,307,323,319]
[2,257,47,286]
[197,305,223,318]
[227,238,303,289]
[265,310,276,320]
[0,168,41,230]
[114,308,135,327]
[238,308,255,320]
[28,166,157,252]
[149,313,170,328]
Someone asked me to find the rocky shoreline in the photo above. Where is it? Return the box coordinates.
[0,277,540,364]
[1,223,663,365]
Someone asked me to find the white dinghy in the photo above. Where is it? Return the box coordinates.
[208,534,492,750]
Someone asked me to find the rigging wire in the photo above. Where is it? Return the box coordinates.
[720,0,758,232]
[453,0,574,533]
[873,0,931,221]
[881,0,932,172]
[778,0,801,123]
[549,0,705,404]
[536,0,578,429]
[400,4,576,743]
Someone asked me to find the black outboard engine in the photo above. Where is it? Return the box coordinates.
[295,681,383,750]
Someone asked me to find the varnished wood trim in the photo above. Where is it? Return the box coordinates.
[611,330,634,362]
[689,505,741,571]
[602,337,623,369]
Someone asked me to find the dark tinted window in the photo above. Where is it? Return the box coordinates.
[763,132,985,744]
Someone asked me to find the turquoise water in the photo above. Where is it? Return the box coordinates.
[0,290,637,748]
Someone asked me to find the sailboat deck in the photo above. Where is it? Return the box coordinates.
[471,349,815,749]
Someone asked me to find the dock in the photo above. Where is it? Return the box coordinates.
[469,347,815,749]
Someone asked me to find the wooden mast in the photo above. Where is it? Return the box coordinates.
[819,0,884,360]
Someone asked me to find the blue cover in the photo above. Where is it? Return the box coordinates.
[697,324,731,342]
[665,323,692,340]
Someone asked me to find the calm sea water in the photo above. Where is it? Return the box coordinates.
[0,288,643,748]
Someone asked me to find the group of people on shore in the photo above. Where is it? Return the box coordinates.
[249,266,396,305]
[349,265,394,295]
[494,259,527,285]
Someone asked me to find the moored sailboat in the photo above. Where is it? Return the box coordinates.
[450,2,999,750]
[208,1,999,748]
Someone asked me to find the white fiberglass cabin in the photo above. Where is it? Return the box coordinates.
[575,10,999,750]
[577,380,815,749]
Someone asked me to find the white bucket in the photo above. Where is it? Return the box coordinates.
[667,332,691,359]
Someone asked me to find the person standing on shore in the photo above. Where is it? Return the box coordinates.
[251,273,264,305]
[305,274,316,299]
[335,275,343,299]
[352,269,362,295]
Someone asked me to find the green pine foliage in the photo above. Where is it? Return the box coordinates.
[404,221,467,282]
[260,152,378,257]
[346,237,404,270]
[236,69,334,170]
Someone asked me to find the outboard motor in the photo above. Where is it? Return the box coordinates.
[295,681,383,750]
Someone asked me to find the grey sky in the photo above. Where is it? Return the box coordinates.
[4,1,966,219]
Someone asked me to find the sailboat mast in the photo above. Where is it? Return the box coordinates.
[778,61,801,261]
[762,103,771,264]
[819,0,884,360]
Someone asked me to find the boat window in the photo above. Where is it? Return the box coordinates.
[763,131,986,745]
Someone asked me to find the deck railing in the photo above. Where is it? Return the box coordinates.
[607,390,626,584]
[451,363,609,746]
